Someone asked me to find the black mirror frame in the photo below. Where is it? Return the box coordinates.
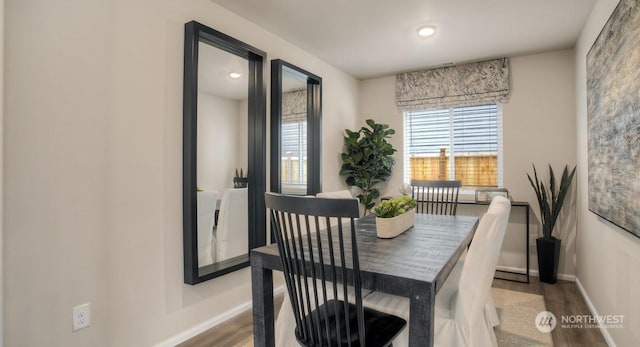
[183,21,267,285]
[270,59,322,196]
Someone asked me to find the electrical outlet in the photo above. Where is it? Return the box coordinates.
[72,303,91,331]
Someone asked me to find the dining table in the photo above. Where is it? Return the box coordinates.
[250,213,479,347]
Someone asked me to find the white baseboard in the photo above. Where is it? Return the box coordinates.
[153,286,286,347]
[495,265,576,282]
[575,278,617,347]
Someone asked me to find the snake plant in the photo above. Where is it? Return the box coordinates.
[527,164,576,240]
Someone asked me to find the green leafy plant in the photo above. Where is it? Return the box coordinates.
[340,119,397,214]
[527,164,577,240]
[372,196,417,218]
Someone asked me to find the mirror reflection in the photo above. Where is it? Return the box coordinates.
[271,60,322,196]
[183,21,266,285]
[196,42,248,271]
[280,73,308,195]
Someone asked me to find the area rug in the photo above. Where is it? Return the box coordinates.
[492,287,554,346]
[235,287,553,347]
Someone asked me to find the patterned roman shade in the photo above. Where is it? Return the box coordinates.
[396,58,510,110]
[282,89,306,122]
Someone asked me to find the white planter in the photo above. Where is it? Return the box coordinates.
[375,209,415,239]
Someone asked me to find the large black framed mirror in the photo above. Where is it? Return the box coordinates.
[183,21,266,285]
[270,59,322,196]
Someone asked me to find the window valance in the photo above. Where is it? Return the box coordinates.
[396,58,510,110]
[282,89,306,122]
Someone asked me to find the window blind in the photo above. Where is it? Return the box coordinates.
[281,120,307,185]
[404,104,502,187]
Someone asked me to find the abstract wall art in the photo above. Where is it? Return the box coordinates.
[587,0,640,238]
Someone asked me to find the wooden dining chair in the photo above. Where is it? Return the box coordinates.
[411,179,462,215]
[265,192,406,347]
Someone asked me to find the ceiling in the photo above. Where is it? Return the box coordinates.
[198,42,307,100]
[198,41,248,100]
[211,0,597,79]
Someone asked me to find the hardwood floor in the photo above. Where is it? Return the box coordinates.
[177,295,283,347]
[180,278,608,347]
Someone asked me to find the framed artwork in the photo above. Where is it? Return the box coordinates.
[587,0,640,238]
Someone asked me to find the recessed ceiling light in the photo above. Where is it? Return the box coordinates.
[228,72,242,79]
[417,25,436,38]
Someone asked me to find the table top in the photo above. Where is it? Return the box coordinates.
[252,213,479,294]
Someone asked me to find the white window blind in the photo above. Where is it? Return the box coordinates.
[281,120,307,185]
[404,104,503,187]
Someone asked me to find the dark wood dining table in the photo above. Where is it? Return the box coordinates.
[250,213,479,347]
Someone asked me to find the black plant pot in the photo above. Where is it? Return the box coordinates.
[536,238,561,284]
[233,177,248,188]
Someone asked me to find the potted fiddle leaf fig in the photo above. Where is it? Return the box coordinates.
[527,164,576,284]
[340,119,396,215]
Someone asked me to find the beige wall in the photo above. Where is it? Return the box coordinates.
[503,50,578,278]
[0,0,4,343]
[575,0,640,345]
[4,0,358,346]
[358,49,578,277]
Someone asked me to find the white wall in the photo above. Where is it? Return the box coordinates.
[575,0,640,345]
[0,0,4,344]
[358,49,577,277]
[503,50,578,278]
[197,93,244,193]
[5,0,111,345]
[4,0,359,346]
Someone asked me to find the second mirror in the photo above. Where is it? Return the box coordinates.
[270,60,322,195]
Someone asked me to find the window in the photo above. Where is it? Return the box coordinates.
[281,119,307,188]
[404,104,503,187]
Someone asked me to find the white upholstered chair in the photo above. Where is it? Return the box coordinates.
[196,190,218,267]
[214,188,248,262]
[363,196,511,347]
[483,198,512,329]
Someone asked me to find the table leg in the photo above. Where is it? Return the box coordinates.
[251,257,274,347]
[525,204,530,283]
[409,286,434,347]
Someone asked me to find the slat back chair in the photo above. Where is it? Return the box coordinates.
[265,192,405,347]
[411,179,462,215]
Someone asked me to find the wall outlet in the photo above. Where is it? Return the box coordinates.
[72,303,91,331]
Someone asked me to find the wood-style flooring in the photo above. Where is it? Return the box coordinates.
[180,278,608,347]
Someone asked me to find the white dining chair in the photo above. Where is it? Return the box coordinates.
[214,188,248,262]
[483,197,512,329]
[363,196,511,347]
[196,190,218,267]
